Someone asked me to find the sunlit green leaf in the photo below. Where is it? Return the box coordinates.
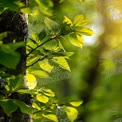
[69,100,83,107]
[44,39,58,50]
[43,88,55,97]
[20,7,32,14]
[44,17,59,30]
[65,106,78,122]
[39,59,53,73]
[27,56,39,66]
[52,57,70,71]
[26,74,37,89]
[42,114,58,122]
[36,94,49,103]
[30,70,49,78]
[32,103,41,110]
[77,27,94,36]
[52,52,74,58]
[77,35,84,44]
[73,14,87,26]
[68,34,84,48]
[63,16,72,25]
[17,89,36,95]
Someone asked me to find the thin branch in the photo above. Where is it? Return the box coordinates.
[26,31,70,58]
[26,45,34,50]
[26,36,58,58]
[26,55,48,68]
[28,38,38,46]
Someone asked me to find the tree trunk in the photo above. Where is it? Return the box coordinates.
[0,0,32,122]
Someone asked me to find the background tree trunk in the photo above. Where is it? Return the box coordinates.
[0,0,32,122]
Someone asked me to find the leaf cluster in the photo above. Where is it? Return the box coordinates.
[0,0,93,121]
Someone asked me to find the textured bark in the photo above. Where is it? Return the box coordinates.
[0,0,32,122]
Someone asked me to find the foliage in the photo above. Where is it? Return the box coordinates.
[0,0,93,121]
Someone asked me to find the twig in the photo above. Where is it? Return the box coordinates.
[26,36,58,58]
[26,55,48,68]
[26,31,70,58]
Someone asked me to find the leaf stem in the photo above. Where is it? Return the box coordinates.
[26,55,48,68]
[26,36,58,58]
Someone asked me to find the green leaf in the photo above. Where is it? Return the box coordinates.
[9,74,24,92]
[32,103,41,110]
[30,70,49,78]
[77,27,94,36]
[69,100,83,107]
[43,88,55,97]
[0,99,18,116]
[42,114,58,122]
[52,57,70,71]
[26,74,37,89]
[0,44,20,68]
[44,39,58,50]
[52,52,74,58]
[0,32,7,41]
[17,89,36,95]
[63,16,72,25]
[39,59,53,73]
[8,42,24,51]
[36,94,49,103]
[65,106,78,122]
[27,56,39,66]
[20,7,32,14]
[44,17,59,31]
[73,14,87,26]
[38,30,47,40]
[0,0,25,11]
[14,100,33,115]
[68,34,84,48]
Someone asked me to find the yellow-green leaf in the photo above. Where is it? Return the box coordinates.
[69,100,83,107]
[42,114,58,122]
[39,59,53,73]
[63,16,72,25]
[76,35,84,45]
[36,94,49,103]
[65,106,78,122]
[73,14,87,26]
[26,74,37,89]
[77,27,94,36]
[0,32,7,40]
[69,34,84,48]
[53,57,70,71]
[20,7,32,14]
[43,89,55,97]
[32,103,41,110]
[44,39,58,50]
[44,17,59,30]
[30,70,49,78]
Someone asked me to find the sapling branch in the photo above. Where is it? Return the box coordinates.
[26,36,58,57]
[26,55,48,68]
[27,45,34,50]
[26,31,72,58]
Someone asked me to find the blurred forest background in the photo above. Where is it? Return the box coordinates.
[0,0,121,121]
[40,0,122,122]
